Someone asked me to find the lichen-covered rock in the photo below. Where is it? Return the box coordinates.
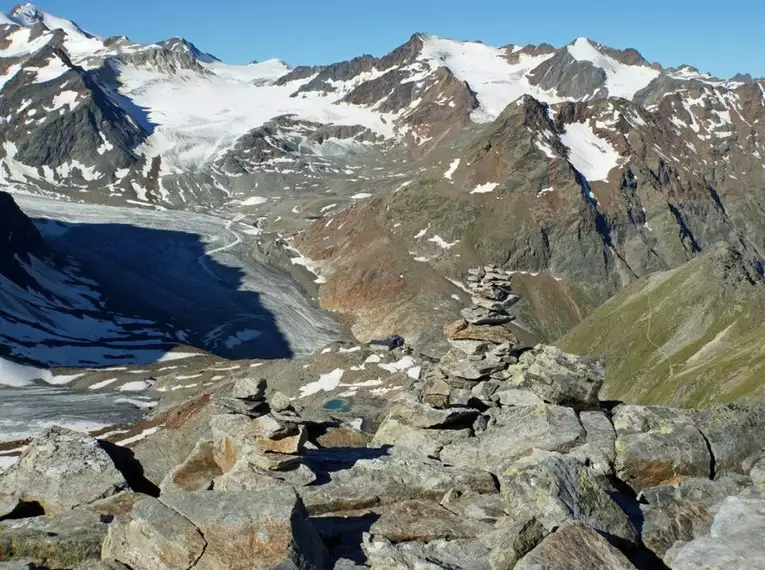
[104,489,327,570]
[439,405,584,473]
[514,520,637,569]
[363,534,492,570]
[300,447,497,515]
[613,405,711,492]
[668,496,765,569]
[692,403,765,476]
[507,345,604,410]
[0,427,128,513]
[387,395,479,428]
[500,452,638,543]
[480,515,547,570]
[367,500,492,542]
[0,508,108,569]
[639,476,752,557]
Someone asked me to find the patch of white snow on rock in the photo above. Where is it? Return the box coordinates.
[560,121,620,182]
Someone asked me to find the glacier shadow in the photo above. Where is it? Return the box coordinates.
[29,217,295,364]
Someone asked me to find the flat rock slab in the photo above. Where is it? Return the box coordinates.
[439,405,584,473]
[371,416,471,459]
[104,489,327,570]
[515,520,637,570]
[669,496,765,569]
[368,500,492,542]
[0,508,108,569]
[0,427,128,513]
[613,405,711,492]
[363,535,491,570]
[300,448,497,516]
[692,403,765,476]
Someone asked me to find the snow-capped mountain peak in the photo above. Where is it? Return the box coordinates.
[7,2,97,40]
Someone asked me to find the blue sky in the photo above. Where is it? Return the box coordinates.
[7,0,763,78]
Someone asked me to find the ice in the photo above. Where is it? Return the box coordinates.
[351,193,372,200]
[559,121,620,182]
[300,368,344,398]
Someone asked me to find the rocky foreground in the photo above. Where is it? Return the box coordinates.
[2,270,765,569]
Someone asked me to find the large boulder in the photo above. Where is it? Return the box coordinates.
[692,403,765,476]
[612,405,711,492]
[668,496,765,569]
[300,447,497,515]
[514,520,637,569]
[507,345,604,410]
[371,416,471,459]
[500,452,638,543]
[639,476,752,558]
[439,405,584,473]
[0,508,108,569]
[103,489,327,570]
[0,427,128,513]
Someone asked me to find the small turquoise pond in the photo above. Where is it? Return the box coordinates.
[323,398,352,412]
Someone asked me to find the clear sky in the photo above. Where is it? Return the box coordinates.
[5,0,763,78]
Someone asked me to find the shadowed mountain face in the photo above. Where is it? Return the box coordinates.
[1,194,345,369]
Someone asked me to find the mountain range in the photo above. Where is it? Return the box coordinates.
[2,2,765,404]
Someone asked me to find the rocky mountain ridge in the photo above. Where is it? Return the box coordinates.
[2,274,765,568]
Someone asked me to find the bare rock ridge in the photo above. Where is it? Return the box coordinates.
[2,272,765,568]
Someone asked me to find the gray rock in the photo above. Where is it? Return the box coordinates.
[212,457,290,492]
[480,515,546,570]
[508,345,604,410]
[439,405,584,473]
[494,388,545,407]
[363,534,491,570]
[669,496,765,569]
[569,410,617,476]
[500,452,638,542]
[460,306,512,326]
[0,508,108,569]
[367,499,492,542]
[105,489,327,570]
[447,339,493,356]
[439,348,505,380]
[300,447,497,515]
[0,427,128,513]
[0,494,18,519]
[270,391,293,412]
[751,457,765,490]
[371,416,471,459]
[441,491,510,524]
[388,395,478,428]
[102,496,206,570]
[514,520,637,570]
[692,403,765,476]
[639,476,753,557]
[159,439,221,494]
[613,405,712,492]
[231,377,267,401]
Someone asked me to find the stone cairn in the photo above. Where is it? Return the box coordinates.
[416,265,528,411]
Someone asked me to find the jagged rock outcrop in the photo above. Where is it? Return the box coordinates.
[0,426,129,514]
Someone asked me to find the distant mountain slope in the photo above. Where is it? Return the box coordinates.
[560,243,765,406]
